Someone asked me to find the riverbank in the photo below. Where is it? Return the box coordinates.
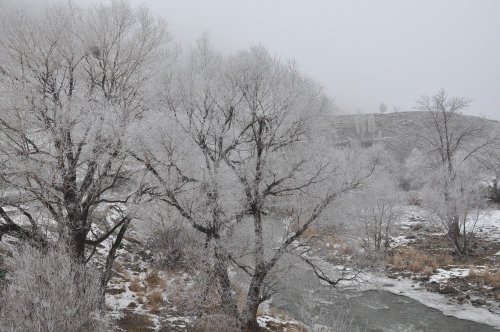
[296,204,500,330]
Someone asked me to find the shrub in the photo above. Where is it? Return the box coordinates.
[145,270,161,288]
[386,247,453,273]
[147,224,204,271]
[467,267,500,288]
[0,244,108,332]
[146,290,164,312]
[129,279,144,293]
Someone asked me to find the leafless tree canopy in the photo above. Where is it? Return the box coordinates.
[0,1,167,266]
[414,89,499,255]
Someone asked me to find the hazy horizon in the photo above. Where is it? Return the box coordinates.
[4,0,500,120]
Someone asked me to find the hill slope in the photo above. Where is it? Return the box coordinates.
[329,111,500,161]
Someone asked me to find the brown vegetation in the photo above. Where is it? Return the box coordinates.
[467,267,500,288]
[386,247,454,273]
[146,290,164,311]
[145,270,162,288]
[129,279,144,293]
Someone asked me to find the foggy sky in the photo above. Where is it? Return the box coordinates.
[4,0,500,120]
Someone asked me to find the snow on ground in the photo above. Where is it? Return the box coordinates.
[389,235,416,248]
[429,268,471,283]
[395,205,428,227]
[293,229,500,330]
[373,276,500,329]
[474,210,500,242]
[257,315,304,330]
[302,252,500,329]
[106,285,143,319]
[105,270,194,331]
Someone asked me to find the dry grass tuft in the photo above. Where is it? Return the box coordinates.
[168,276,225,314]
[467,267,500,288]
[159,277,167,290]
[145,270,161,288]
[338,246,354,255]
[190,314,242,332]
[386,247,454,273]
[113,262,126,274]
[231,282,247,313]
[129,279,143,293]
[146,290,164,311]
[302,226,320,239]
[422,266,434,277]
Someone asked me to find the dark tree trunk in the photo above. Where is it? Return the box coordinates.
[241,205,267,330]
[101,216,131,288]
[241,271,266,331]
[489,179,500,203]
[214,244,239,318]
[449,217,460,239]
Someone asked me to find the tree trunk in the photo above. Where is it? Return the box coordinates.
[66,209,88,262]
[214,244,239,318]
[448,214,465,256]
[241,205,267,330]
[449,217,460,239]
[490,179,500,203]
[101,216,131,288]
[72,228,87,262]
[240,272,266,331]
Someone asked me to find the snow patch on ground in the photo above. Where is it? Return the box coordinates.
[389,235,415,248]
[474,210,500,242]
[373,276,500,329]
[257,315,304,330]
[293,235,500,330]
[429,268,470,283]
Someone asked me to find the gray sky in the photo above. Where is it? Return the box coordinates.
[4,0,500,119]
[128,0,500,120]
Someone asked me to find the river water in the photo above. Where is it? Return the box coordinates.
[271,263,498,332]
[227,216,500,331]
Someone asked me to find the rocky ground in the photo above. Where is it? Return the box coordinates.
[0,226,306,331]
[386,206,500,314]
[97,229,307,331]
[3,204,500,330]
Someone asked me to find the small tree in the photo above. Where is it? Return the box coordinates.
[379,102,387,114]
[414,89,498,255]
[422,163,485,254]
[400,148,428,191]
[476,143,500,203]
[350,174,402,252]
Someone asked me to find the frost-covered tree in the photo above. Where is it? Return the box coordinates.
[349,173,402,252]
[414,89,498,255]
[0,1,167,271]
[400,148,428,190]
[422,163,485,254]
[138,40,379,328]
[476,143,500,203]
[379,102,387,114]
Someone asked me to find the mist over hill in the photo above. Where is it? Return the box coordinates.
[331,111,500,162]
